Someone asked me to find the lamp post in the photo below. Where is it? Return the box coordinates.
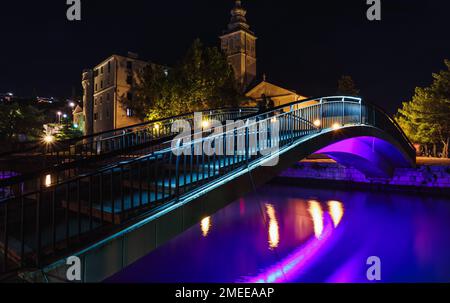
[57,111,62,124]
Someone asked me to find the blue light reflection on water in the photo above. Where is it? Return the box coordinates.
[108,185,450,283]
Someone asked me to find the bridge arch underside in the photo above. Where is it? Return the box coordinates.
[293,126,416,179]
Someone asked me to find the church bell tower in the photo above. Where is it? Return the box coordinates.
[220,0,257,92]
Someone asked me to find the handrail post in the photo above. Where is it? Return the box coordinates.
[320,98,323,127]
[360,101,363,125]
[342,97,345,126]
[245,126,250,165]
[175,142,181,200]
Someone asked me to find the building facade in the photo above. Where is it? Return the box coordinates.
[81,53,148,135]
[220,0,257,93]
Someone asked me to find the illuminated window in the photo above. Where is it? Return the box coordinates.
[126,108,133,117]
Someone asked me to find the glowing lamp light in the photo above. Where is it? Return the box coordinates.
[69,102,76,108]
[271,117,278,124]
[328,201,344,228]
[154,123,161,131]
[202,120,210,129]
[313,120,321,127]
[45,174,52,187]
[332,123,341,130]
[57,111,62,116]
[201,216,211,237]
[266,204,280,250]
[43,134,55,144]
[308,201,324,239]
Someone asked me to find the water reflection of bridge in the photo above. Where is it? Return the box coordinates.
[0,96,415,281]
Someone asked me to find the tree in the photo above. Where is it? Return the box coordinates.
[337,75,360,96]
[123,39,239,120]
[0,102,45,147]
[55,122,84,141]
[396,59,450,158]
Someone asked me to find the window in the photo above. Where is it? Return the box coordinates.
[106,109,110,119]
[100,81,103,89]
[94,98,97,106]
[94,113,98,121]
[100,66,104,74]
[100,96,103,105]
[95,84,98,92]
[108,61,111,73]
[106,93,110,102]
[126,108,133,117]
[126,61,133,70]
[126,75,133,85]
[127,92,133,101]
[94,69,99,77]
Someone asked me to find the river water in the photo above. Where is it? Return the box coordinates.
[108,184,450,283]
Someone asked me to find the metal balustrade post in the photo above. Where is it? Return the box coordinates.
[320,99,324,129]
[360,101,363,125]
[342,97,345,126]
[245,127,250,165]
[290,106,295,143]
[175,142,181,200]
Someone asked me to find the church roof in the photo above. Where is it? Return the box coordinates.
[73,105,83,115]
[246,80,305,99]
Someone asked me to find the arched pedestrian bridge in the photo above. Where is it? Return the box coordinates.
[0,96,416,281]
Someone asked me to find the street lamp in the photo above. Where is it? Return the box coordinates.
[57,111,62,124]
[69,102,76,108]
[332,123,341,130]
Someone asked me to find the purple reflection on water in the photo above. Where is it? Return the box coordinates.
[108,185,450,283]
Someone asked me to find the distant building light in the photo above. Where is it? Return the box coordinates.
[63,114,68,119]
[126,108,133,117]
[69,102,76,108]
[73,123,79,129]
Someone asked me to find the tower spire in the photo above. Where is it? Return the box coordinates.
[227,0,253,34]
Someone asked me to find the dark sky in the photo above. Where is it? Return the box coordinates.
[0,0,449,113]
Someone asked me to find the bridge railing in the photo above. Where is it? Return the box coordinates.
[0,107,258,201]
[0,96,415,277]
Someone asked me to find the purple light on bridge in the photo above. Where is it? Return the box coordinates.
[314,136,411,178]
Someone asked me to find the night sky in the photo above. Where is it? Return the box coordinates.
[0,0,449,114]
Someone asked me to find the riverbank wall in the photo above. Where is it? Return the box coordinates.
[274,161,450,196]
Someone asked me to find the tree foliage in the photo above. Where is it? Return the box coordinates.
[337,75,360,96]
[123,39,239,120]
[396,59,450,158]
[0,102,44,145]
[55,122,84,141]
